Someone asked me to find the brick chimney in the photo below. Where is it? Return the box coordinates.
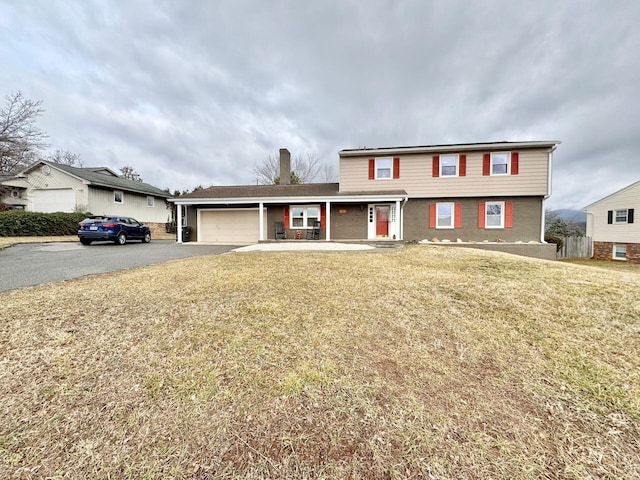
[279,148,291,185]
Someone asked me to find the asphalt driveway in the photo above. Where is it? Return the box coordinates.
[0,240,239,292]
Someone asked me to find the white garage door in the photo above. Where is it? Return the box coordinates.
[199,209,260,243]
[32,189,76,213]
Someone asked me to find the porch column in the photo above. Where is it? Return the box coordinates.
[259,202,264,241]
[325,201,331,241]
[176,204,183,243]
[395,200,401,240]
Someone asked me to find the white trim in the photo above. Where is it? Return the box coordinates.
[146,195,154,207]
[290,204,321,229]
[259,202,264,241]
[325,201,331,241]
[435,202,455,229]
[490,152,510,176]
[485,201,505,229]
[613,244,627,261]
[177,205,183,243]
[439,154,459,177]
[339,140,561,157]
[614,209,629,224]
[171,194,408,205]
[374,157,393,180]
[114,190,124,204]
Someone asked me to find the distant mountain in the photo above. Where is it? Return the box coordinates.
[546,209,587,234]
[547,209,587,224]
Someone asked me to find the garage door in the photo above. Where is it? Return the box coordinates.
[32,189,76,213]
[199,210,260,242]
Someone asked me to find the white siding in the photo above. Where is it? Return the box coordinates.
[87,188,169,223]
[24,166,85,212]
[339,150,550,197]
[585,182,640,243]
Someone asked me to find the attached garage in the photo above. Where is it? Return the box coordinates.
[198,209,261,243]
[32,189,76,213]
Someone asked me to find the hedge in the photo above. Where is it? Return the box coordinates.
[0,211,89,237]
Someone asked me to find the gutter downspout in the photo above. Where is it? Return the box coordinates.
[541,148,555,243]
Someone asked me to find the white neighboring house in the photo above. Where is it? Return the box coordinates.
[0,160,173,224]
[583,179,639,263]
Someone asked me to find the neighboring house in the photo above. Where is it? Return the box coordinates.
[172,141,560,252]
[0,160,172,228]
[583,180,639,263]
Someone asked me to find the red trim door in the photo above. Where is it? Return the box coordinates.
[375,206,390,237]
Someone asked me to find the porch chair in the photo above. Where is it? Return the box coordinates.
[274,221,286,240]
[306,220,320,240]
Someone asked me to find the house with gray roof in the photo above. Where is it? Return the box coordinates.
[171,141,560,252]
[0,160,172,225]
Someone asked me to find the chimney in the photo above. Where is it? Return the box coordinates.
[279,148,291,185]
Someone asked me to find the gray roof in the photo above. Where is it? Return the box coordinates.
[33,161,172,198]
[177,183,407,200]
[340,140,561,157]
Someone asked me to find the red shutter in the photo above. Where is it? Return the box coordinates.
[432,156,440,177]
[505,202,513,228]
[283,206,290,227]
[429,203,437,228]
[511,152,519,175]
[478,202,486,228]
[368,159,375,179]
[459,154,466,176]
[454,203,463,228]
[393,157,400,179]
[482,154,490,176]
[320,205,326,228]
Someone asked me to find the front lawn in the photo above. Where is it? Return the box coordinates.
[1,246,638,479]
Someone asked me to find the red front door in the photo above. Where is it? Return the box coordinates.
[375,206,389,237]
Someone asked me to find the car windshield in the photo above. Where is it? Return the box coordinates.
[81,216,111,224]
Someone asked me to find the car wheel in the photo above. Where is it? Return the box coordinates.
[115,233,127,245]
[80,238,92,245]
[143,232,151,243]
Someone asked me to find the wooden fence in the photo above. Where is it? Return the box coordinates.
[557,236,592,259]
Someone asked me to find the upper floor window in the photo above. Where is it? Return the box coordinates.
[114,190,123,204]
[607,208,635,225]
[147,196,155,207]
[368,157,400,180]
[483,152,519,176]
[440,155,458,177]
[491,153,509,175]
[375,158,392,179]
[291,205,320,228]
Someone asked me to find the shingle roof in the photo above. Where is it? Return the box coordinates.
[39,161,172,198]
[176,183,407,200]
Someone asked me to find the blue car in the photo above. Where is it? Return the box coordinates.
[78,216,151,245]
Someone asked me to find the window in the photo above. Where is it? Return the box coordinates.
[485,201,504,228]
[290,205,320,228]
[615,209,628,223]
[375,158,392,179]
[491,153,509,175]
[114,190,123,203]
[440,154,458,177]
[613,244,627,260]
[436,203,454,229]
[147,196,154,207]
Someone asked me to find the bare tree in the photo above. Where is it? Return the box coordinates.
[320,163,338,183]
[252,152,325,185]
[47,149,83,167]
[0,92,48,174]
[119,165,143,182]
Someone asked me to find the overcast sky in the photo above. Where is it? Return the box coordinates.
[2,0,639,209]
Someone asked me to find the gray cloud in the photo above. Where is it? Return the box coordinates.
[1,0,639,208]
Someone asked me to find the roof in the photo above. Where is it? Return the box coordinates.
[23,161,172,198]
[582,179,640,211]
[172,182,407,203]
[339,140,561,157]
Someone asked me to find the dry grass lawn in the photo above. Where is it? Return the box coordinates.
[1,246,639,479]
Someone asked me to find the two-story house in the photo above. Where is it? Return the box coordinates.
[583,180,639,263]
[171,141,560,254]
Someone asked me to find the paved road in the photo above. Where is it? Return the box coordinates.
[0,240,239,292]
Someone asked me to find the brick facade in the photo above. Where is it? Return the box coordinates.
[593,241,640,264]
